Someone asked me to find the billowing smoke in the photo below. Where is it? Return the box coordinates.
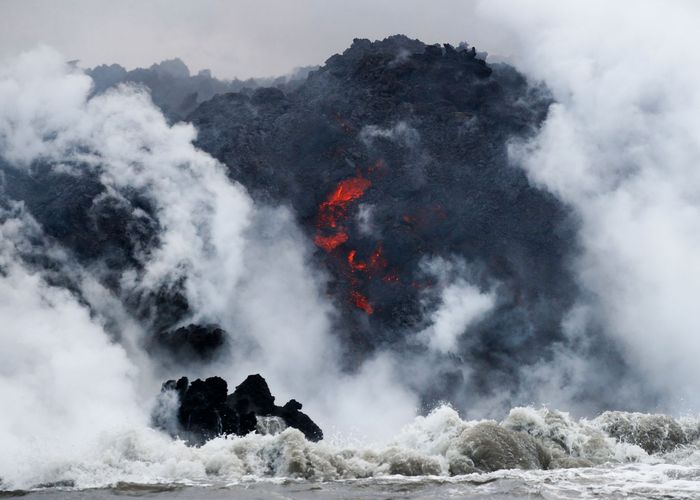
[417,257,495,355]
[3,2,700,487]
[476,0,700,413]
[0,47,418,486]
[0,204,143,485]
[188,33,580,418]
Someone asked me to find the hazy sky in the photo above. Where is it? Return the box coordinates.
[0,0,519,79]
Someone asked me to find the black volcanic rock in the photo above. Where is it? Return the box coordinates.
[155,374,323,444]
[0,35,626,413]
[151,323,227,362]
[227,374,276,415]
[173,376,238,444]
[273,399,324,442]
[188,35,582,404]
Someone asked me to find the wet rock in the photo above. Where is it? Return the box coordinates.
[272,399,324,442]
[227,374,276,415]
[447,455,479,476]
[154,373,323,445]
[175,376,238,444]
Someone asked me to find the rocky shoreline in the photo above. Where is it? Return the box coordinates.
[153,374,323,445]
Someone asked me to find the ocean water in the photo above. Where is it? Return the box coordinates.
[3,406,699,499]
[9,467,700,500]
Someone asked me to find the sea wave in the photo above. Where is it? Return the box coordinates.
[3,405,699,492]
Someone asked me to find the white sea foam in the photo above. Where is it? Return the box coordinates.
[1,405,698,492]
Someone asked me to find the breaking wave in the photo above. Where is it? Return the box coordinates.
[3,405,699,492]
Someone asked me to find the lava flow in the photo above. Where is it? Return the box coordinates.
[314,169,397,314]
[316,176,371,232]
[350,291,374,315]
[348,245,387,273]
[314,172,371,253]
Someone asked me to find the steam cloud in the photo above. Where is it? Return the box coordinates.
[477,0,700,413]
[0,47,417,486]
[2,0,700,488]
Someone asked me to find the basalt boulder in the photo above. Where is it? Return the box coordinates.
[153,373,323,445]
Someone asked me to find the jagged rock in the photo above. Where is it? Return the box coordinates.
[154,373,323,445]
[86,58,314,122]
[227,374,276,415]
[272,399,324,442]
[173,376,238,444]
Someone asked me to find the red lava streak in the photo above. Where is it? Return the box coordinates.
[314,233,349,252]
[348,245,388,273]
[350,291,374,315]
[313,169,396,314]
[318,176,372,229]
[314,174,371,254]
[347,249,367,271]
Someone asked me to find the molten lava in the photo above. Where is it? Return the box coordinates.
[317,176,372,230]
[314,174,371,258]
[314,233,349,252]
[348,245,387,273]
[313,168,397,314]
[347,249,367,271]
[350,291,374,315]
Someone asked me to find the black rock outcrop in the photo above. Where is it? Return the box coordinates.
[154,373,323,445]
[150,324,227,362]
[188,35,584,404]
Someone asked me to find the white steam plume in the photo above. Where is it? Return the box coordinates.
[0,46,418,490]
[418,257,495,355]
[477,0,700,412]
[0,205,144,486]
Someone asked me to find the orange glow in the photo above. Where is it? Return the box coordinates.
[314,233,349,252]
[320,177,371,212]
[350,291,374,314]
[368,245,387,271]
[313,167,396,315]
[315,175,371,252]
[347,245,387,274]
[347,249,367,271]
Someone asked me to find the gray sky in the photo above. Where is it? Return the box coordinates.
[0,0,517,79]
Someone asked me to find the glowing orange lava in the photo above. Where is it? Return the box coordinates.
[313,166,397,315]
[317,177,372,230]
[350,291,374,315]
[347,249,367,271]
[314,233,349,252]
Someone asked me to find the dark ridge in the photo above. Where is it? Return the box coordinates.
[0,35,638,413]
[87,58,317,122]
